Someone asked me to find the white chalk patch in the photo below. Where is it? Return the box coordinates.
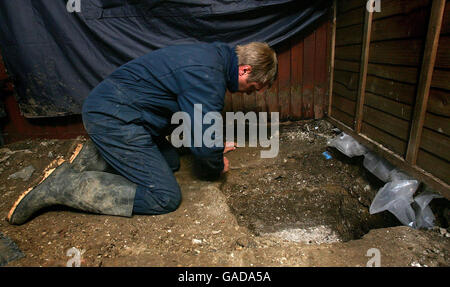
[261,225,341,244]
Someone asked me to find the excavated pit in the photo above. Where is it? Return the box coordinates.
[221,120,426,244]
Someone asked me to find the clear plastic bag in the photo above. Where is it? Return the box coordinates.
[327,132,443,229]
[389,198,417,227]
[327,132,368,158]
[388,168,412,181]
[363,152,395,182]
[414,206,436,229]
[369,180,419,227]
[413,189,443,229]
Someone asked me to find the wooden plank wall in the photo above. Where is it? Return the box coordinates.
[331,0,364,127]
[417,0,450,185]
[328,0,450,196]
[223,21,331,121]
[363,0,431,158]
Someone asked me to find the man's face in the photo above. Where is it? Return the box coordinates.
[237,65,267,95]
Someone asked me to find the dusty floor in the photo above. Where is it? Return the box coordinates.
[0,120,449,267]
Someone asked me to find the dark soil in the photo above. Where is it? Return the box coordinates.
[222,120,400,243]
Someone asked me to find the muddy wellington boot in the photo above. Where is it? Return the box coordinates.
[7,161,137,225]
[69,140,117,173]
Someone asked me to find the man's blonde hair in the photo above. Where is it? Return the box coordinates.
[235,42,278,87]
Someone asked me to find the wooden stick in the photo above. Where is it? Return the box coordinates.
[354,8,373,133]
[406,0,446,164]
[327,0,337,117]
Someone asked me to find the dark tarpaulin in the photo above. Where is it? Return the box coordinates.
[0,0,330,118]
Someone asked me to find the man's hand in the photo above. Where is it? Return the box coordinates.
[224,141,237,154]
[222,156,229,173]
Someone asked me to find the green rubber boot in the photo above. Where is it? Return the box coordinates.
[70,139,117,173]
[8,162,136,225]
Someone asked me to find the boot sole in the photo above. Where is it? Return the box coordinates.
[69,143,84,163]
[7,142,85,223]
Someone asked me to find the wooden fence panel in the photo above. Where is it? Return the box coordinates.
[330,0,364,127]
[290,35,303,119]
[363,1,431,159]
[417,0,450,185]
[302,31,316,119]
[328,0,450,197]
[314,23,328,119]
[277,41,291,119]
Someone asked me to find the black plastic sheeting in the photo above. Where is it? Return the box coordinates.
[0,0,330,118]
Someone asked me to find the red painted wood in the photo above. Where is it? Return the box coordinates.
[314,22,329,119]
[255,88,267,113]
[277,41,292,120]
[231,92,244,112]
[303,31,316,119]
[1,93,86,144]
[266,71,279,116]
[290,35,304,119]
[325,21,332,115]
[0,53,8,82]
[224,91,233,112]
[243,90,257,113]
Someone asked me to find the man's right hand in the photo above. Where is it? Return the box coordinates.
[224,142,237,154]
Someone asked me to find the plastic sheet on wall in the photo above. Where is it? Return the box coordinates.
[0,0,330,117]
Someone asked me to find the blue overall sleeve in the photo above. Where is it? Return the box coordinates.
[176,66,226,178]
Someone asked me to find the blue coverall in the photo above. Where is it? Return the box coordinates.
[82,42,239,215]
